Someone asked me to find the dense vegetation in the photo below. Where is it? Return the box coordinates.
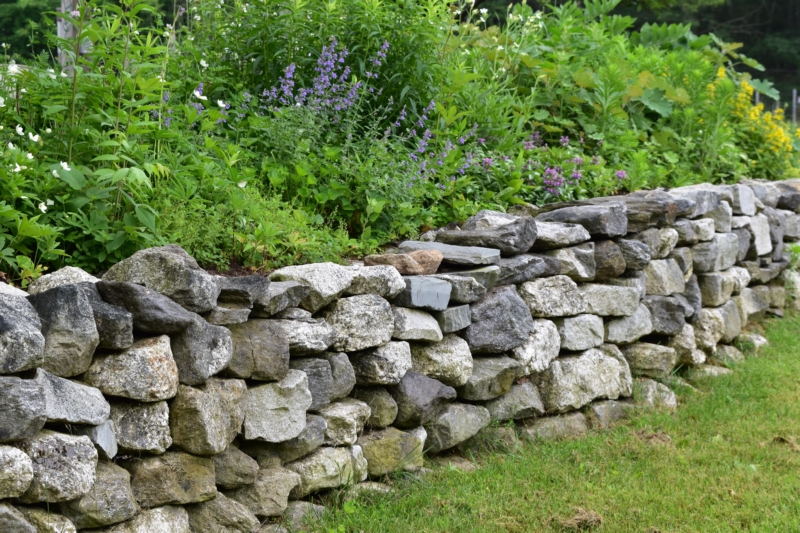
[0,0,798,284]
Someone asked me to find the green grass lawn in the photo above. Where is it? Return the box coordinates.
[315,315,800,533]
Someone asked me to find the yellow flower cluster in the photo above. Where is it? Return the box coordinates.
[732,80,794,159]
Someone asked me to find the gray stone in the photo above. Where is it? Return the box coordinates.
[169,381,245,456]
[494,254,561,285]
[59,461,138,529]
[519,275,588,317]
[642,296,686,335]
[744,213,773,257]
[670,185,724,213]
[634,378,677,409]
[243,370,313,443]
[186,491,260,533]
[392,307,443,342]
[282,501,325,531]
[0,282,28,297]
[782,211,800,240]
[388,371,457,428]
[536,202,628,237]
[737,333,769,356]
[111,401,172,454]
[717,300,742,344]
[0,376,45,443]
[692,233,740,273]
[436,210,538,255]
[429,274,485,304]
[667,324,705,367]
[713,344,745,366]
[322,352,356,400]
[0,445,33,499]
[214,446,259,490]
[357,427,423,476]
[84,335,179,402]
[431,305,471,334]
[103,505,190,533]
[96,280,196,334]
[77,282,134,349]
[251,281,309,318]
[733,227,752,261]
[423,403,491,454]
[668,247,693,281]
[0,294,44,374]
[554,314,604,351]
[697,271,736,307]
[586,400,632,429]
[169,314,233,386]
[510,318,560,375]
[686,364,734,379]
[604,270,647,299]
[15,507,75,533]
[593,240,627,280]
[103,245,219,313]
[286,446,368,498]
[226,468,300,518]
[226,320,289,382]
[694,308,725,352]
[683,275,703,320]
[616,238,652,270]
[530,221,591,250]
[481,381,544,421]
[462,285,534,354]
[35,368,109,425]
[440,266,501,290]
[270,317,336,356]
[344,265,405,299]
[604,304,653,345]
[203,306,251,326]
[322,294,394,352]
[316,398,371,446]
[123,452,216,508]
[630,228,660,256]
[742,180,780,208]
[672,219,700,245]
[702,200,732,233]
[352,387,398,428]
[290,358,333,410]
[519,412,588,441]
[28,266,98,295]
[534,348,628,413]
[392,276,452,311]
[730,183,757,215]
[398,240,501,266]
[14,431,97,503]
[350,341,412,386]
[268,263,356,313]
[542,242,596,282]
[240,414,326,466]
[456,356,520,401]
[0,504,36,533]
[622,343,677,379]
[27,285,99,377]
[215,275,270,309]
[578,283,639,317]
[597,343,634,397]
[410,334,473,387]
[644,259,685,295]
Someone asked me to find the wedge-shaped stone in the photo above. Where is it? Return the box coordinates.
[15,507,75,533]
[345,265,406,298]
[77,281,134,349]
[604,304,653,345]
[410,334,473,387]
[481,381,545,422]
[743,213,773,257]
[440,266,500,291]
[456,356,520,401]
[226,468,300,518]
[290,358,332,410]
[317,398,372,446]
[357,427,423,476]
[0,503,36,533]
[530,221,590,250]
[0,294,44,375]
[243,370,312,443]
[435,210,537,255]
[392,276,452,311]
[536,202,628,237]
[462,285,534,354]
[286,446,368,498]
[123,452,216,508]
[615,238,651,270]
[35,368,110,425]
[75,419,118,459]
[59,461,138,529]
[702,200,732,233]
[398,240,500,266]
[542,242,596,282]
[96,280,196,334]
[494,254,561,285]
[226,320,289,381]
[667,324,705,367]
[519,275,588,317]
[431,305,471,334]
[578,284,639,317]
[322,294,394,352]
[510,318,560,375]
[269,263,355,313]
[388,371,457,428]
[717,300,742,344]
[241,414,327,464]
[621,343,677,379]
[323,352,356,400]
[111,401,172,454]
[423,403,491,454]
[251,281,309,317]
[553,314,604,351]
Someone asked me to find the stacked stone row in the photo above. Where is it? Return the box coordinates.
[1,178,799,533]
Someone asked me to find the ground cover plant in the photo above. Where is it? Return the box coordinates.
[1,0,798,285]
[316,313,800,532]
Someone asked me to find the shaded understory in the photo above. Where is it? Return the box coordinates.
[316,314,800,532]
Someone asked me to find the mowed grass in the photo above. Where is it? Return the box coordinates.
[316,315,800,533]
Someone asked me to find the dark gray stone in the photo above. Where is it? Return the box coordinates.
[643,296,686,335]
[630,228,660,256]
[398,241,500,266]
[393,276,451,311]
[672,219,699,245]
[226,320,290,381]
[388,371,457,429]
[0,294,44,374]
[0,377,45,443]
[290,358,333,410]
[440,266,501,290]
[97,280,195,334]
[170,314,233,385]
[616,239,652,270]
[683,275,703,322]
[321,352,356,400]
[494,254,561,285]
[668,247,693,277]
[430,274,485,304]
[455,356,520,401]
[216,275,270,308]
[213,446,259,489]
[435,210,537,255]
[542,242,596,282]
[0,503,35,533]
[668,188,721,218]
[251,281,309,318]
[593,240,626,281]
[35,368,110,425]
[536,202,628,237]
[423,403,491,454]
[432,305,472,334]
[481,381,545,421]
[462,285,534,354]
[77,282,134,350]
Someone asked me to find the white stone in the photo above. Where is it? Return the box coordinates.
[286,446,368,498]
[350,341,413,386]
[27,267,99,295]
[531,221,591,249]
[745,214,773,256]
[634,378,677,409]
[243,370,313,443]
[519,275,588,317]
[316,399,372,445]
[694,218,716,241]
[655,228,679,259]
[345,265,405,298]
[510,319,560,375]
[269,263,356,313]
[392,308,443,342]
[35,369,110,425]
[105,506,190,533]
[578,284,640,316]
[541,242,596,282]
[553,314,604,351]
[694,308,725,352]
[604,304,653,344]
[0,445,33,499]
[409,334,473,387]
[0,282,28,298]
[644,259,685,295]
[321,294,394,352]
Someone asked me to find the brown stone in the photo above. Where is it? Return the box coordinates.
[593,240,626,281]
[363,250,442,276]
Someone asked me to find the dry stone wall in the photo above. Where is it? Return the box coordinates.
[2,178,800,532]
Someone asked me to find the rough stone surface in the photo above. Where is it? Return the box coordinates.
[481,381,544,421]
[123,452,216,508]
[431,305,471,334]
[226,320,289,381]
[214,446,259,490]
[345,265,406,298]
[605,271,647,299]
[398,241,501,266]
[519,275,588,317]
[14,430,97,504]
[534,348,628,413]
[436,210,538,255]
[317,398,372,446]
[85,335,179,402]
[634,378,678,409]
[96,281,196,334]
[388,371,456,429]
[642,296,686,335]
[531,221,591,250]
[430,274,485,304]
[423,403,491,454]
[169,314,232,386]
[282,501,325,532]
[28,266,99,295]
[363,250,443,276]
[59,461,138,529]
[111,401,172,454]
[692,233,740,273]
[392,307,443,342]
[730,183,757,215]
[586,400,632,429]
[0,503,36,533]
[286,446,368,498]
[16,507,75,533]
[542,242,596,282]
[462,286,534,354]
[0,377,46,443]
[536,202,628,237]
[203,306,251,326]
[687,365,734,379]
[456,356,520,401]
[322,294,394,352]
[322,352,356,400]
[694,308,725,352]
[215,275,269,309]
[604,304,653,345]
[410,334,473,387]
[251,281,309,318]
[289,358,333,410]
[616,238,652,270]
[714,344,745,366]
[0,294,45,374]
[440,266,501,291]
[72,420,117,460]
[357,427,423,476]
[243,370,313,443]
[644,259,685,295]
[186,491,260,533]
[667,324,705,367]
[268,263,355,313]
[622,343,678,379]
[241,414,327,465]
[27,285,99,377]
[350,341,412,386]
[578,284,639,316]
[226,468,301,518]
[35,368,109,425]
[593,239,627,280]
[103,505,190,533]
[270,316,336,356]
[510,318,561,375]
[554,314,605,351]
[0,445,34,499]
[77,282,134,349]
[717,299,742,344]
[393,276,452,311]
[519,412,588,441]
[744,213,773,257]
[494,254,562,285]
[668,247,693,281]
[702,200,733,233]
[0,282,28,298]
[352,387,398,428]
[170,380,245,456]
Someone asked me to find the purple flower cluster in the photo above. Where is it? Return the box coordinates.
[559,136,570,147]
[616,170,628,181]
[543,167,565,194]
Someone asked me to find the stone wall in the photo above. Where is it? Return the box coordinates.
[2,178,800,532]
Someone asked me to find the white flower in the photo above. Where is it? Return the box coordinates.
[52,170,59,177]
[0,96,5,107]
[200,59,209,69]
[60,161,71,171]
[28,132,40,142]
[193,90,207,101]
[47,68,56,79]
[8,62,20,75]
[194,14,201,20]
[60,71,68,78]
[217,100,227,108]
[38,202,47,213]
[26,153,33,160]
[7,142,14,149]
[12,163,22,172]
[237,181,246,188]
[46,199,54,206]
[134,30,140,35]
[46,128,52,133]
[497,45,504,51]
[20,89,26,93]
[479,8,488,14]
[15,125,23,135]
[20,195,27,199]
